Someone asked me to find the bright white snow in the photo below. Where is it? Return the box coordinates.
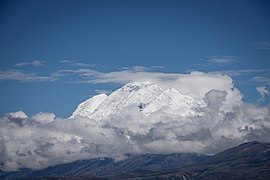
[72,82,206,121]
[71,94,107,118]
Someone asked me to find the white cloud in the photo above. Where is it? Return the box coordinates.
[0,114,128,171]
[73,63,94,68]
[75,70,233,96]
[210,69,270,77]
[121,66,154,71]
[15,60,45,67]
[60,60,73,63]
[250,76,270,85]
[32,112,56,124]
[256,86,270,101]
[6,111,28,119]
[204,56,239,65]
[0,70,54,82]
[59,60,94,68]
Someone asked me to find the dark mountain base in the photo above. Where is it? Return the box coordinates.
[0,153,207,180]
[124,141,270,180]
[1,141,270,180]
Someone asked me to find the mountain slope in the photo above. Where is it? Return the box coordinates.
[142,87,202,116]
[186,141,270,180]
[128,141,270,180]
[0,153,207,179]
[71,94,107,118]
[90,82,163,120]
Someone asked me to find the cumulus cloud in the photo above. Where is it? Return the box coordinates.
[7,111,28,119]
[32,112,56,124]
[0,100,269,172]
[0,113,128,171]
[0,71,270,172]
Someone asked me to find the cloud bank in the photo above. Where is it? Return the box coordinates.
[0,72,269,171]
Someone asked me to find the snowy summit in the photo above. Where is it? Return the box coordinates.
[71,82,205,120]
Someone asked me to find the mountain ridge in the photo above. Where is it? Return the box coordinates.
[126,141,270,180]
[0,153,207,179]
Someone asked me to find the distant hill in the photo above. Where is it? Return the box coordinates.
[128,141,270,180]
[0,153,207,179]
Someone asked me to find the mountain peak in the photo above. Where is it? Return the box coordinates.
[164,87,179,93]
[71,94,107,118]
[71,82,205,120]
[119,81,159,92]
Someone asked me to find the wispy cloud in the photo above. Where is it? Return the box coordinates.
[0,70,55,82]
[151,65,164,69]
[53,66,167,84]
[211,69,270,77]
[122,66,164,71]
[60,60,94,68]
[250,76,270,85]
[253,42,270,50]
[203,56,239,65]
[73,63,95,68]
[187,68,270,87]
[121,66,154,71]
[15,60,46,67]
[256,86,270,101]
[60,60,73,63]
[54,68,243,101]
[3,61,270,90]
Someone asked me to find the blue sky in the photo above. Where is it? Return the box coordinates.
[0,0,270,117]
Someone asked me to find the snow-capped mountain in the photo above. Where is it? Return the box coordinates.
[71,94,108,118]
[71,82,205,120]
